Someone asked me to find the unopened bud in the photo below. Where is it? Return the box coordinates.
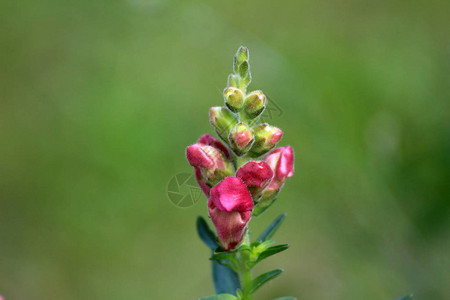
[228,122,254,156]
[224,87,244,112]
[209,107,239,143]
[236,46,249,65]
[227,74,240,88]
[243,90,266,120]
[232,46,251,90]
[248,124,283,157]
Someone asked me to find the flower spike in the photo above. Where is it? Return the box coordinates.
[186,46,296,298]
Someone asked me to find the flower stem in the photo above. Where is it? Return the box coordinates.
[239,232,253,300]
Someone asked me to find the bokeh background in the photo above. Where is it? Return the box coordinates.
[1,0,449,299]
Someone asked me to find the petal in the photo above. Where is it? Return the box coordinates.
[208,177,253,212]
[186,144,214,168]
[236,161,273,188]
[198,134,231,159]
[194,167,211,196]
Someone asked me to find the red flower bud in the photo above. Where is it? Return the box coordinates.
[264,146,294,190]
[236,161,273,198]
[208,177,253,251]
[186,135,234,195]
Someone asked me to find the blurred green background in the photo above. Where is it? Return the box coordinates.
[0,0,449,299]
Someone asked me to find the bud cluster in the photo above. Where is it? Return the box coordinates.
[186,47,294,251]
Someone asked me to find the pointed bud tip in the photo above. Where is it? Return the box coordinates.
[236,46,249,62]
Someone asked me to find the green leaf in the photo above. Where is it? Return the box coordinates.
[198,294,238,300]
[255,244,289,264]
[392,295,413,300]
[196,216,219,250]
[249,269,284,294]
[257,213,287,242]
[273,297,297,300]
[212,260,241,295]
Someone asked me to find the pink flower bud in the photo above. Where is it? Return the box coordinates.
[264,146,294,190]
[208,177,253,251]
[248,123,283,157]
[236,161,273,198]
[186,135,234,195]
[228,122,254,156]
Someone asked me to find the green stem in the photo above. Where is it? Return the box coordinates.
[239,232,252,300]
[241,267,252,300]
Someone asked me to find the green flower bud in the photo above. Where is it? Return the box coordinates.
[243,90,266,120]
[232,46,251,90]
[248,123,283,157]
[224,87,245,112]
[233,46,249,73]
[209,107,239,143]
[227,74,240,89]
[228,122,255,156]
[236,46,249,64]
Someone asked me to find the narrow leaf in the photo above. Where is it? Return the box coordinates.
[392,295,413,300]
[256,244,289,264]
[257,213,287,242]
[197,216,219,250]
[198,294,238,300]
[212,260,241,295]
[249,269,283,294]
